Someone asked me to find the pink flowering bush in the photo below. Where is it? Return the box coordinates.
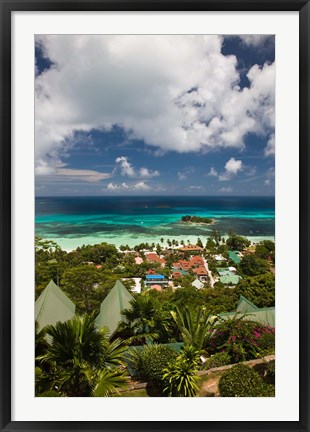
[206,318,275,363]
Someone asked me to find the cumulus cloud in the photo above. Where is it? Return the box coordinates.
[139,167,159,178]
[219,158,243,181]
[264,166,275,186]
[219,187,233,193]
[177,167,195,181]
[35,35,275,172]
[133,181,150,190]
[238,35,271,47]
[106,181,150,191]
[189,185,203,190]
[208,167,218,177]
[115,156,159,178]
[115,156,135,177]
[265,134,275,156]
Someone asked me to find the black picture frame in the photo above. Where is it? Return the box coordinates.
[1,1,309,431]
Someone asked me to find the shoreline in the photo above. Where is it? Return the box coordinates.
[38,233,276,253]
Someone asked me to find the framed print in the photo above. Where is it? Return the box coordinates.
[1,0,309,431]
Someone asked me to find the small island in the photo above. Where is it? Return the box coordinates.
[181,215,214,224]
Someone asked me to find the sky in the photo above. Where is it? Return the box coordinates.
[35,35,275,196]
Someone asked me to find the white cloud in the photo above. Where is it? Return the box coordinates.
[54,168,111,182]
[189,185,203,190]
[107,182,130,190]
[139,167,159,178]
[106,181,150,191]
[115,156,135,177]
[245,166,257,177]
[219,187,232,193]
[265,134,275,156]
[225,158,243,175]
[238,35,271,47]
[177,167,195,181]
[208,167,218,177]
[133,181,150,190]
[35,35,275,171]
[115,156,159,178]
[219,158,243,181]
[264,166,275,187]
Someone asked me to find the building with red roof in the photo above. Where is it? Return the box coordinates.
[145,252,166,267]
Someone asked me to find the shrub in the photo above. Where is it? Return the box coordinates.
[253,360,275,385]
[206,318,275,363]
[219,364,275,397]
[256,331,275,356]
[203,352,231,370]
[126,344,177,395]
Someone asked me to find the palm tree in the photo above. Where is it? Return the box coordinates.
[119,295,171,344]
[36,315,128,397]
[170,306,218,351]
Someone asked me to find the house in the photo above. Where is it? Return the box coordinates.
[135,256,143,265]
[189,256,204,267]
[173,259,191,271]
[219,274,242,285]
[147,268,156,275]
[171,269,189,278]
[192,266,208,281]
[35,280,76,331]
[95,280,134,336]
[150,284,162,291]
[172,271,183,279]
[145,274,168,286]
[145,252,166,267]
[191,279,204,289]
[214,254,227,262]
[179,244,203,252]
[228,250,241,264]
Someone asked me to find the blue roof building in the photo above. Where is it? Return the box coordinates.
[145,274,168,285]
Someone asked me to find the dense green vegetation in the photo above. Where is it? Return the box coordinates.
[35,315,128,397]
[219,363,275,397]
[181,215,213,224]
[35,234,275,397]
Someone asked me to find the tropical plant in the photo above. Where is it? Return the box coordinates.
[36,315,128,397]
[239,254,269,276]
[126,344,177,395]
[163,345,200,397]
[61,265,101,313]
[219,364,275,397]
[119,295,172,344]
[226,234,250,251]
[203,352,231,370]
[235,273,275,308]
[170,306,218,351]
[206,317,275,363]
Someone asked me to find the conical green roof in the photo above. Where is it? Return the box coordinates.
[236,295,259,313]
[219,295,275,327]
[35,280,76,331]
[95,280,134,336]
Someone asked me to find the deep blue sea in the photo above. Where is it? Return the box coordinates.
[35,196,275,250]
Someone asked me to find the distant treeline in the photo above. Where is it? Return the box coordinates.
[181,215,213,224]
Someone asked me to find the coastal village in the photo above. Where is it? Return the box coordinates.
[33,34,276,401]
[35,230,275,398]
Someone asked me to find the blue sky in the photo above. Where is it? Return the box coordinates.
[35,35,275,196]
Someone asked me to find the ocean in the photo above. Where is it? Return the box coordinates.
[35,196,275,251]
